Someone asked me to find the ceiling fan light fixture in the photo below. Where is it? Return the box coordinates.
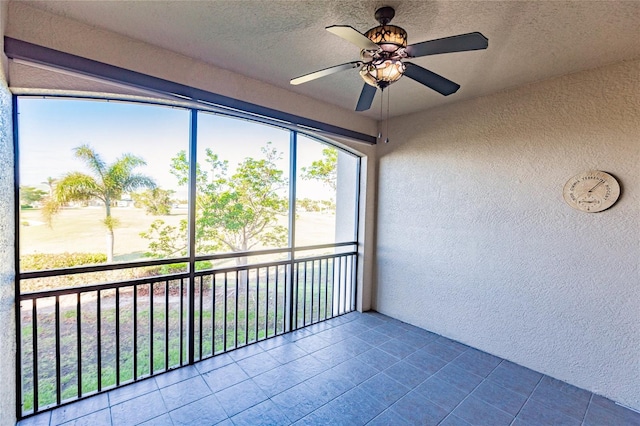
[360,59,405,88]
[291,5,489,112]
[365,25,408,52]
[359,66,378,87]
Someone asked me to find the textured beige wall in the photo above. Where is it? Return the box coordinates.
[357,153,376,312]
[375,59,640,410]
[6,2,377,139]
[0,0,17,423]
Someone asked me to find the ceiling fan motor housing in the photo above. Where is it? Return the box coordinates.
[365,25,407,52]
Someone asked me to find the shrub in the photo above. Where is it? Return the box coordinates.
[196,261,213,271]
[152,261,213,275]
[21,252,107,271]
[19,254,210,293]
[158,263,188,275]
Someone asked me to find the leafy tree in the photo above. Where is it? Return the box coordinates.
[319,199,336,212]
[141,143,288,265]
[53,144,156,262]
[132,188,175,215]
[301,146,338,191]
[141,219,189,259]
[20,186,47,206]
[298,198,321,212]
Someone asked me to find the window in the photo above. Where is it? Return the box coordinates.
[195,113,290,262]
[295,134,359,248]
[17,96,360,287]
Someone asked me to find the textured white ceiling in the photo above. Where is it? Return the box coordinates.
[16,0,640,119]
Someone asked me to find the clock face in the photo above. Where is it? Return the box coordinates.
[563,171,620,213]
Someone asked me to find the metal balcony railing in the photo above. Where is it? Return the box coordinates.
[17,244,357,418]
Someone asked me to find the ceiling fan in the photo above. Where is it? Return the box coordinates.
[290,6,488,112]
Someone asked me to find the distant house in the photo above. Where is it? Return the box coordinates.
[116,198,133,208]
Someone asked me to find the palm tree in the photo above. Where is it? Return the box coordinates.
[41,176,57,197]
[55,144,156,262]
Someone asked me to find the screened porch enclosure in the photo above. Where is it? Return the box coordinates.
[15,96,362,419]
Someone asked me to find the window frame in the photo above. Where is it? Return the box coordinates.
[14,94,362,285]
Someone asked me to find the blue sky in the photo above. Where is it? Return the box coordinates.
[18,98,190,190]
[17,97,336,199]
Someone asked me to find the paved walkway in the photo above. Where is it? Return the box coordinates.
[18,311,640,425]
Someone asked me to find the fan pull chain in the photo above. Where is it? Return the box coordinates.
[378,88,383,140]
[385,88,390,143]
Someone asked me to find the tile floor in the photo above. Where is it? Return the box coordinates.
[18,311,640,426]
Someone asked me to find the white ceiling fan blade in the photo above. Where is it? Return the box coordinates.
[326,25,379,51]
[290,61,361,85]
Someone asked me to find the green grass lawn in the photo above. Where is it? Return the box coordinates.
[20,207,188,262]
[20,206,337,262]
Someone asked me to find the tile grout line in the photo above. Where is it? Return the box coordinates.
[580,392,594,426]
[374,341,468,424]
[457,359,537,422]
[265,372,351,425]
[508,373,544,426]
[370,334,476,425]
[163,371,226,423]
[250,347,348,420]
[421,348,472,424]
[511,375,596,425]
[267,321,398,424]
[436,356,505,425]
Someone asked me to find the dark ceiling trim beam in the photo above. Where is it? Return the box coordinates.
[4,37,377,145]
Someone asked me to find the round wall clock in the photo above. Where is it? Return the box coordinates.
[563,171,620,213]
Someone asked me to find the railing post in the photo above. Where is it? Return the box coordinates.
[286,131,297,332]
[353,157,362,312]
[187,109,198,364]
